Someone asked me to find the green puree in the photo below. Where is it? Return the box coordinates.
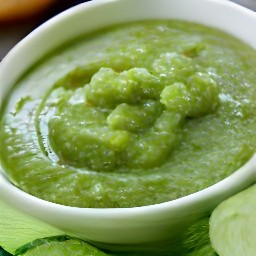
[1,20,256,208]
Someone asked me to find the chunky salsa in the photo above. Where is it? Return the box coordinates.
[1,20,256,208]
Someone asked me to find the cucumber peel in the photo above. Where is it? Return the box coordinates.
[0,247,12,256]
[210,184,256,256]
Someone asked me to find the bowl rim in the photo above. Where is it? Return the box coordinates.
[1,0,256,219]
[0,154,256,216]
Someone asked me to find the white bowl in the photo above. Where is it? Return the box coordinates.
[1,0,256,251]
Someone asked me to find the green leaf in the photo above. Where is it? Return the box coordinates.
[186,244,218,256]
[0,199,64,254]
[181,217,218,256]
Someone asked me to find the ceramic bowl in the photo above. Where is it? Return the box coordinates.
[0,0,256,251]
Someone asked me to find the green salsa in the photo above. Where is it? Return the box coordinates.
[1,20,256,208]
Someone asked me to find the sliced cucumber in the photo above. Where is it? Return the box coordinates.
[0,199,64,254]
[15,236,108,256]
[210,184,256,256]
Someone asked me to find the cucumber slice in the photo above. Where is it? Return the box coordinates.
[14,236,70,255]
[14,236,108,256]
[210,184,256,256]
[0,199,64,254]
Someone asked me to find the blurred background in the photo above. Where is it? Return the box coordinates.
[0,0,89,60]
[0,0,256,60]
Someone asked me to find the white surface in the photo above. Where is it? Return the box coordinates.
[0,0,256,248]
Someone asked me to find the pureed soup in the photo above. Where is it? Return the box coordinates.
[1,20,256,208]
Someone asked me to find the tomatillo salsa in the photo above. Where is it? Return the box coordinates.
[1,20,256,208]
